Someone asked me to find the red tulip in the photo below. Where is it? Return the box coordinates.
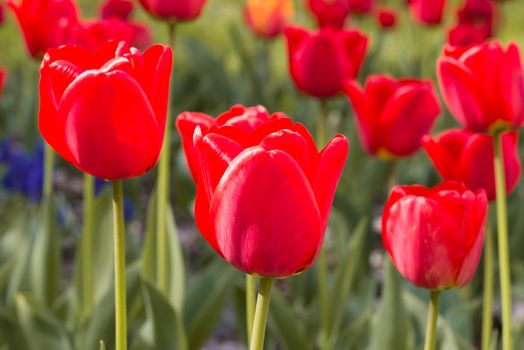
[39,41,172,180]
[447,0,494,47]
[408,0,445,26]
[438,41,524,132]
[176,105,349,277]
[344,75,440,159]
[68,19,152,51]
[422,129,521,200]
[382,181,488,290]
[306,0,350,29]
[138,0,207,22]
[447,23,489,47]
[0,68,6,98]
[0,3,4,26]
[285,26,368,98]
[8,0,79,58]
[100,0,133,21]
[244,0,293,38]
[348,0,373,15]
[375,8,397,29]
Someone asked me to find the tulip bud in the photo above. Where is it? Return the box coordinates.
[244,0,293,38]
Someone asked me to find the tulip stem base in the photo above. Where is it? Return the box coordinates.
[493,131,513,350]
[481,225,494,350]
[249,278,273,350]
[246,274,257,344]
[424,290,440,350]
[43,144,54,199]
[81,174,95,316]
[112,180,127,350]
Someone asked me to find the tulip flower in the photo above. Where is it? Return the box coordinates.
[284,26,368,98]
[438,41,524,133]
[0,3,4,26]
[0,68,6,98]
[306,0,350,29]
[376,8,397,29]
[348,0,373,15]
[408,0,445,26]
[8,0,79,58]
[138,0,207,22]
[100,0,134,21]
[344,75,440,159]
[423,129,521,200]
[176,105,349,278]
[68,19,152,51]
[38,41,172,180]
[383,181,487,290]
[244,0,292,38]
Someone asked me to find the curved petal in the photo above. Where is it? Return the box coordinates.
[501,131,522,196]
[344,80,376,154]
[312,134,349,232]
[209,147,322,278]
[57,70,161,179]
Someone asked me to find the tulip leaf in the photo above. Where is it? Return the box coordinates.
[269,288,312,350]
[184,262,236,350]
[73,190,115,318]
[141,190,186,313]
[368,258,413,350]
[329,218,368,337]
[142,280,185,350]
[30,197,61,306]
[0,310,31,349]
[15,293,72,350]
[99,340,106,350]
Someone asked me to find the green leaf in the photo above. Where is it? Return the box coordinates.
[368,259,413,350]
[142,281,186,350]
[184,262,236,350]
[0,310,30,349]
[269,288,312,350]
[15,293,72,350]
[30,197,61,306]
[141,190,186,313]
[99,340,106,350]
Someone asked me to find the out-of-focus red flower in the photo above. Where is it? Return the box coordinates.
[0,3,5,26]
[447,0,494,47]
[0,68,6,98]
[284,26,368,98]
[422,129,521,200]
[138,0,207,22]
[244,0,293,38]
[307,0,350,29]
[8,0,79,58]
[348,0,374,15]
[100,0,133,21]
[344,75,440,159]
[176,105,349,278]
[408,0,445,26]
[375,8,397,29]
[438,41,524,132]
[39,41,172,180]
[67,19,151,51]
[448,23,488,47]
[382,181,488,290]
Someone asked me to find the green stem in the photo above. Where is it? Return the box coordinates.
[246,274,257,345]
[82,174,95,316]
[316,99,330,350]
[156,21,177,293]
[493,132,513,350]
[481,225,494,350]
[249,278,273,350]
[424,290,440,350]
[43,144,54,199]
[112,180,127,350]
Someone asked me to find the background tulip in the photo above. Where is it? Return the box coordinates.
[438,41,524,132]
[100,0,134,21]
[285,26,368,98]
[8,0,79,58]
[306,0,350,29]
[382,181,488,290]
[176,105,348,278]
[422,129,521,200]
[408,0,445,26]
[38,41,172,180]
[376,8,397,30]
[0,68,6,98]
[348,0,373,15]
[138,0,207,22]
[344,75,440,159]
[244,0,293,38]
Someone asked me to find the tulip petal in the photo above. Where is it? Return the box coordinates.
[499,43,524,127]
[438,57,485,131]
[209,147,322,278]
[344,80,376,154]
[57,70,161,179]
[312,134,349,232]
